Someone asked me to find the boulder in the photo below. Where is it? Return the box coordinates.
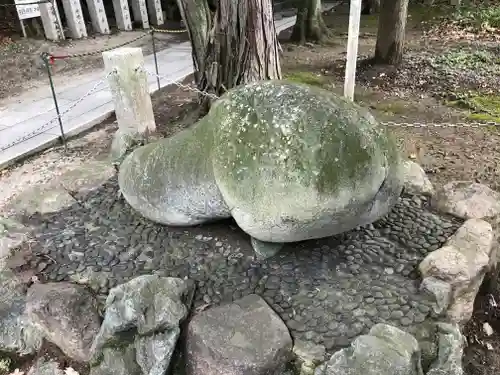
[92,275,194,354]
[135,329,179,375]
[0,267,43,355]
[419,276,452,315]
[315,324,423,375]
[211,81,402,242]
[186,294,292,375]
[426,323,464,375]
[119,118,231,226]
[431,181,500,220]
[419,219,494,323]
[119,81,402,247]
[25,282,101,362]
[401,160,434,196]
[90,344,142,375]
[91,275,194,375]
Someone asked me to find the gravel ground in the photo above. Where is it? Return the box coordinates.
[12,185,461,354]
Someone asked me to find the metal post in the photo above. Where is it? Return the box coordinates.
[19,19,27,38]
[151,29,161,91]
[42,53,67,151]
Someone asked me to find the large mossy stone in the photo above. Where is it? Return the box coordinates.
[118,118,231,226]
[118,80,402,242]
[210,80,402,242]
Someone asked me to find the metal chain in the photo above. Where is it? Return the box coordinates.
[144,70,500,128]
[48,27,187,60]
[381,120,500,128]
[145,69,219,100]
[151,27,187,34]
[50,32,151,60]
[0,72,112,152]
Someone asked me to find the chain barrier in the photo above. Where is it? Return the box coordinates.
[0,72,112,152]
[46,27,187,61]
[151,27,187,34]
[144,69,500,128]
[381,120,500,128]
[145,69,219,100]
[48,32,152,60]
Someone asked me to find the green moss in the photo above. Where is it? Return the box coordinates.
[446,93,500,128]
[284,71,326,87]
[211,81,396,201]
[469,95,500,113]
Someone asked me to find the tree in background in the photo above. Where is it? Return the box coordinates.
[177,0,282,109]
[290,0,330,43]
[374,0,410,65]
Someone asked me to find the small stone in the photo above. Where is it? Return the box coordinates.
[251,238,284,260]
[483,322,494,337]
[401,160,434,196]
[390,311,404,319]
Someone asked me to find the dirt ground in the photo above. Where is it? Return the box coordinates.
[1,2,500,374]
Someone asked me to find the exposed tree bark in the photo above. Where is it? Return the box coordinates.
[374,0,409,65]
[361,0,380,14]
[177,0,281,109]
[290,0,329,44]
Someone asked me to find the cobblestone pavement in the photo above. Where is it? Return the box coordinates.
[13,177,463,353]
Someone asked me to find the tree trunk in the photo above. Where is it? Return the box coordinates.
[290,0,329,44]
[374,0,409,65]
[177,0,281,109]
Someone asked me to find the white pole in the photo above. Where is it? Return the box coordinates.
[19,19,27,38]
[343,0,362,101]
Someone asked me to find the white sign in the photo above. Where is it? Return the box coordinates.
[15,0,42,20]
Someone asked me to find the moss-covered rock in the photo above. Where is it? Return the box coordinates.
[119,117,231,226]
[119,80,402,244]
[210,81,402,242]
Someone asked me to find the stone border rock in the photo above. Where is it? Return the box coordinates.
[419,218,494,324]
[423,180,500,325]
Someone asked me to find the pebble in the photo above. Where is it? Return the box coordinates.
[20,180,462,354]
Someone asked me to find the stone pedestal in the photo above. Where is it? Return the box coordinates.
[103,48,156,162]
